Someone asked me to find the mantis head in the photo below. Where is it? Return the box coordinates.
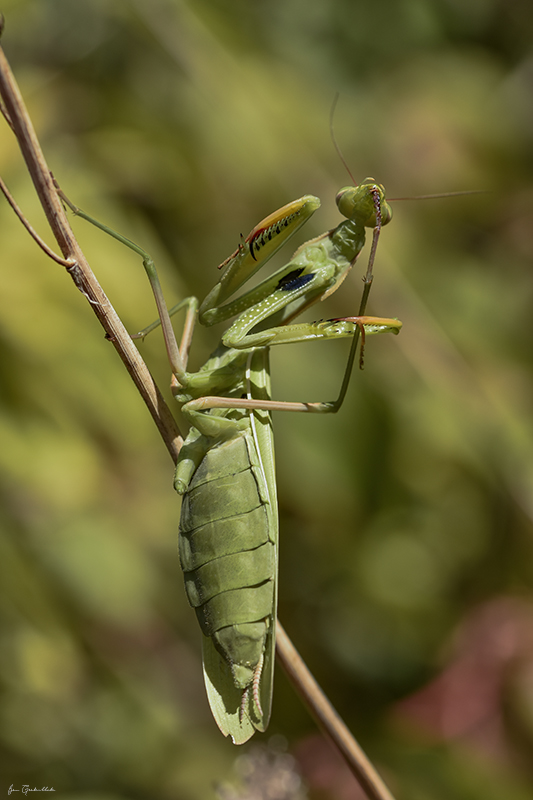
[336,178,393,229]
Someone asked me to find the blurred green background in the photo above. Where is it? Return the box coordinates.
[0,1,532,798]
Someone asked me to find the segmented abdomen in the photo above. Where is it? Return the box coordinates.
[179,432,275,688]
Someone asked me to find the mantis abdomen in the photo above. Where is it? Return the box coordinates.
[179,432,276,705]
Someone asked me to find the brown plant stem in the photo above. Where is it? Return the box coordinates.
[276,622,397,800]
[0,41,182,462]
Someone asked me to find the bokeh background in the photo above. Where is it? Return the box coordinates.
[0,1,532,798]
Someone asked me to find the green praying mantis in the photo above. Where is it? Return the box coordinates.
[59,177,402,744]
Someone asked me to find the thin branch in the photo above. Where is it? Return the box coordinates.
[0,40,397,800]
[276,623,397,800]
[0,173,73,265]
[0,41,182,462]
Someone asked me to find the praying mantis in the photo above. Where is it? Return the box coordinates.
[58,178,402,744]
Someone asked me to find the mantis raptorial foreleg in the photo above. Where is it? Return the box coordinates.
[59,178,401,744]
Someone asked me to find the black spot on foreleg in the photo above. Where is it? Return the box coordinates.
[276,269,314,292]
